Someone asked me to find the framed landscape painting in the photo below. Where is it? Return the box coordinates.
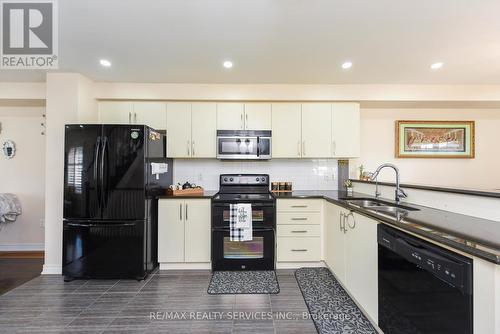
[396,121,475,158]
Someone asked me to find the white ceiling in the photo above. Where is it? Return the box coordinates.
[1,0,500,84]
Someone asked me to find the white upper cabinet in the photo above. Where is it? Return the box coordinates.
[98,101,166,130]
[301,103,332,158]
[166,102,191,158]
[244,103,272,130]
[332,103,360,158]
[272,103,302,158]
[191,102,217,158]
[166,102,217,158]
[98,101,133,124]
[216,103,245,130]
[133,102,167,130]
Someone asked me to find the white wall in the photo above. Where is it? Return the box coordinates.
[43,73,97,275]
[173,159,338,190]
[94,83,500,101]
[353,108,500,190]
[0,106,45,250]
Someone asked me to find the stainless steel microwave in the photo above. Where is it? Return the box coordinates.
[216,130,271,160]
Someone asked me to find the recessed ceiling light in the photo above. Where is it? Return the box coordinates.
[99,59,111,67]
[341,61,353,69]
[430,62,443,70]
[223,60,233,69]
[342,61,352,70]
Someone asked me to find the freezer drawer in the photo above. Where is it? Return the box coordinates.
[62,220,147,279]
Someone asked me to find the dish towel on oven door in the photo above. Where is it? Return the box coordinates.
[229,203,253,241]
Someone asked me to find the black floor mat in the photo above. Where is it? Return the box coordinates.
[295,267,377,334]
[208,270,280,294]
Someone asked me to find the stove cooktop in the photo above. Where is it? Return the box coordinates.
[212,193,275,202]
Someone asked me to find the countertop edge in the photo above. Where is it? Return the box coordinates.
[274,192,500,265]
[350,179,500,199]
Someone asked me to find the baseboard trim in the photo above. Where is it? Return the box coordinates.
[0,243,44,252]
[41,264,62,275]
[159,263,211,270]
[276,261,325,269]
[0,251,44,259]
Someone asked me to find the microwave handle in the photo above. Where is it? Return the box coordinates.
[257,137,261,157]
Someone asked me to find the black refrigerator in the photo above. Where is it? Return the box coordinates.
[62,124,172,280]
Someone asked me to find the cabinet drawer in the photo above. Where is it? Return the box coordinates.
[277,212,321,225]
[277,224,321,237]
[277,237,321,262]
[277,199,322,212]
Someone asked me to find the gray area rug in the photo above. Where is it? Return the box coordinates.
[208,270,280,294]
[295,267,377,334]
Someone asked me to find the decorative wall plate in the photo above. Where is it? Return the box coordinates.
[2,140,16,159]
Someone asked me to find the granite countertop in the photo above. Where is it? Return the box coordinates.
[157,190,219,199]
[273,190,500,264]
[350,179,500,199]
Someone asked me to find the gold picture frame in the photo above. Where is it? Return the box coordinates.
[395,120,475,158]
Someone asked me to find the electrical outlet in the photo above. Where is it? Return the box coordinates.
[39,218,44,227]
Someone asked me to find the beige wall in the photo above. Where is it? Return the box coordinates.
[0,106,45,250]
[354,108,500,190]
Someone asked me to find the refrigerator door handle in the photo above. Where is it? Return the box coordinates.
[100,137,108,210]
[94,136,102,211]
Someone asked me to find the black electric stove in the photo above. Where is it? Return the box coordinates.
[211,174,276,271]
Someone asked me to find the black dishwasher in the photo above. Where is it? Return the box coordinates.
[378,224,473,334]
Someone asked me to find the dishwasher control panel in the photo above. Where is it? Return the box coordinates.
[378,225,472,294]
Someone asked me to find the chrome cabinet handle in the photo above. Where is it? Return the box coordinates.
[185,204,188,221]
[340,212,344,232]
[297,141,301,156]
[291,205,308,208]
[291,217,307,221]
[245,113,248,129]
[134,112,137,123]
[187,140,190,156]
[191,141,195,156]
[128,112,131,124]
[302,141,306,156]
[332,140,336,156]
[179,203,182,220]
[291,249,308,252]
[346,212,356,229]
[240,113,244,129]
[291,230,308,233]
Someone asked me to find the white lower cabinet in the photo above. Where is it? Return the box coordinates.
[277,237,321,261]
[344,212,378,322]
[158,199,211,263]
[276,199,322,263]
[324,203,379,322]
[325,202,348,285]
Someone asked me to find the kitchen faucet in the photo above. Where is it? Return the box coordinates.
[370,163,408,203]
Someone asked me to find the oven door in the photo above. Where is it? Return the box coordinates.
[212,202,275,229]
[212,228,275,271]
[217,136,259,159]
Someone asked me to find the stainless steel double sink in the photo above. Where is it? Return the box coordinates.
[345,198,419,218]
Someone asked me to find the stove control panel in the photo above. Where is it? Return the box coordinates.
[220,174,269,186]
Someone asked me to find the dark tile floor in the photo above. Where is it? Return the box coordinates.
[0,270,317,334]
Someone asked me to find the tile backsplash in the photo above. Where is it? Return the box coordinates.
[173,159,339,191]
